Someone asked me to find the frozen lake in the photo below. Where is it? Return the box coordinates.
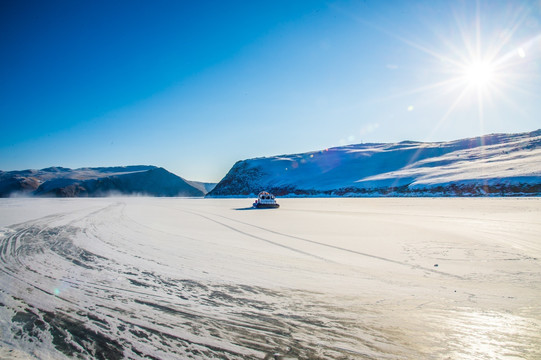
[0,197,540,359]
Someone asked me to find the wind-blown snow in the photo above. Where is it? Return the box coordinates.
[0,197,540,359]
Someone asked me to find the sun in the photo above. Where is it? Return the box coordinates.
[359,0,540,143]
[463,59,495,88]
[381,0,541,136]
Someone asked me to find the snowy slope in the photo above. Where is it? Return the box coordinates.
[0,166,206,197]
[209,129,541,197]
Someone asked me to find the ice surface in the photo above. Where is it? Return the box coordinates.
[0,197,540,359]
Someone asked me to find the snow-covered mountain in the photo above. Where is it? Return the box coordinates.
[0,166,209,197]
[209,129,541,197]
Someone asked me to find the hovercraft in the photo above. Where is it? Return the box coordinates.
[253,191,279,209]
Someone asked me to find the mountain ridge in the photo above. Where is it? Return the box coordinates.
[208,129,541,197]
[0,166,214,198]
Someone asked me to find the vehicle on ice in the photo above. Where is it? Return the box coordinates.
[253,191,279,209]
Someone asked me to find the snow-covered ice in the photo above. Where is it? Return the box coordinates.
[0,197,540,359]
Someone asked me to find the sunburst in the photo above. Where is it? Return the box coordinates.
[373,1,541,138]
[462,60,495,88]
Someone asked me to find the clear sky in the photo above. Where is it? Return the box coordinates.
[1,0,540,182]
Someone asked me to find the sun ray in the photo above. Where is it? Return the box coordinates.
[476,85,485,137]
[432,85,473,136]
[398,3,538,141]
[494,73,541,99]
[493,33,541,68]
[475,0,482,60]
[390,33,466,70]
[454,7,478,64]
[485,9,531,62]
[488,82,532,120]
[383,77,465,101]
[341,1,540,144]
[342,9,468,70]
[397,84,474,190]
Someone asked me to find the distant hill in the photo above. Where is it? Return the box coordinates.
[208,129,541,197]
[0,166,210,197]
[186,180,217,194]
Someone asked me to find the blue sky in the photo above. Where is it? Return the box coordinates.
[1,0,540,182]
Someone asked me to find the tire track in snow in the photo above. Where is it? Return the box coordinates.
[180,209,335,263]
[3,201,396,359]
[280,206,539,226]
[0,207,257,359]
[199,210,464,279]
[0,224,79,305]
